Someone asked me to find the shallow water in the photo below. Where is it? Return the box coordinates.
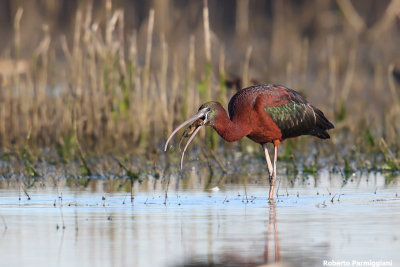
[1,171,400,267]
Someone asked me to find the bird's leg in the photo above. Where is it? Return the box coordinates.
[269,143,279,200]
[263,144,273,175]
[263,144,274,200]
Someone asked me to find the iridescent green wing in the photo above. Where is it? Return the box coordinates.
[265,100,317,139]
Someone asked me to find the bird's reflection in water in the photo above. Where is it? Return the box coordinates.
[181,200,285,267]
[265,200,280,264]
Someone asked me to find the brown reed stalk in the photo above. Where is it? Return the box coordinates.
[388,64,399,106]
[385,64,400,144]
[144,9,155,92]
[218,45,227,107]
[368,0,400,40]
[235,0,249,38]
[73,9,83,98]
[203,0,211,63]
[117,10,126,77]
[160,33,169,130]
[0,104,5,146]
[8,7,24,145]
[336,0,366,34]
[13,8,23,59]
[136,9,155,148]
[203,0,211,101]
[128,30,141,144]
[328,37,338,115]
[340,46,357,101]
[300,38,309,91]
[188,35,197,110]
[285,61,293,89]
[242,45,252,88]
[169,54,180,127]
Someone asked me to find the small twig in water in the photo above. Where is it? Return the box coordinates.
[331,193,338,203]
[244,181,249,203]
[103,206,112,221]
[58,206,66,230]
[164,177,171,205]
[23,187,31,200]
[59,192,63,207]
[122,193,128,205]
[276,178,281,199]
[112,156,140,203]
[327,188,331,195]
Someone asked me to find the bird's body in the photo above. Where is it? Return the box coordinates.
[228,84,333,143]
[165,84,334,201]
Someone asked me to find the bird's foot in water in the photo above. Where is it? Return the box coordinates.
[268,175,275,201]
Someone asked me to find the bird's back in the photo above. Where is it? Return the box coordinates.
[228,84,334,141]
[228,84,271,118]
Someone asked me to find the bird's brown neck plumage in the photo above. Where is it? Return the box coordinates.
[211,104,250,142]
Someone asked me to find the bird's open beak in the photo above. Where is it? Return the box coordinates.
[164,108,209,169]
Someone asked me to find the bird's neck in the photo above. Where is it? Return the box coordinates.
[212,107,249,142]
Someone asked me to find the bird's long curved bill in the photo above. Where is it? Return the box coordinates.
[180,125,203,169]
[164,109,207,152]
[164,109,208,169]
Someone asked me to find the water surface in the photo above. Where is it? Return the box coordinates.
[1,171,399,267]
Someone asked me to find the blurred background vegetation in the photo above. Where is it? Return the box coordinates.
[0,0,399,173]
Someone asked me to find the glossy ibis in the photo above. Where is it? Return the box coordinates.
[164,84,334,200]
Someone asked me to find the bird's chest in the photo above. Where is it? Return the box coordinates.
[245,111,283,144]
[229,95,283,144]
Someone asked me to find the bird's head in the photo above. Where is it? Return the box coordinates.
[197,101,221,125]
[164,101,221,168]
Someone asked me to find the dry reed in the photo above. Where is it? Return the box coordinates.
[0,0,398,172]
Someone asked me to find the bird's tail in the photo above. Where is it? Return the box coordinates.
[311,106,334,139]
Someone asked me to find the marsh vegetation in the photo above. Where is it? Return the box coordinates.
[0,0,399,179]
